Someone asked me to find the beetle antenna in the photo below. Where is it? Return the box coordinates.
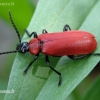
[8,10,21,43]
[0,50,17,55]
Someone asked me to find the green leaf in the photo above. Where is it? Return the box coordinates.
[82,75,100,100]
[0,0,35,33]
[4,0,100,100]
[0,80,8,100]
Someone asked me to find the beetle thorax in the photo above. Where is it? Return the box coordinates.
[29,38,40,55]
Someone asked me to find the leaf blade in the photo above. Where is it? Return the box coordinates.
[4,0,100,100]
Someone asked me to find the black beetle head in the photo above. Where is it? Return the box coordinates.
[16,42,29,53]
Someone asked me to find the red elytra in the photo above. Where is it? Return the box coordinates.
[29,30,97,56]
[0,11,99,86]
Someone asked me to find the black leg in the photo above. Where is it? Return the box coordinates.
[42,29,48,34]
[91,53,100,56]
[63,24,71,31]
[45,55,62,86]
[68,54,90,60]
[24,29,38,38]
[24,54,39,74]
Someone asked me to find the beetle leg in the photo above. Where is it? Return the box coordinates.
[68,54,90,60]
[63,24,71,31]
[24,54,39,74]
[42,29,48,34]
[24,29,38,38]
[92,53,100,56]
[45,55,62,86]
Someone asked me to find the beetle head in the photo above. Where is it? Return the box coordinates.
[16,42,29,53]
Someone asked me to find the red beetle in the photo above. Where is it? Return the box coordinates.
[0,11,99,86]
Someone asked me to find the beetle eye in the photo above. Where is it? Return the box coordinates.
[16,44,20,50]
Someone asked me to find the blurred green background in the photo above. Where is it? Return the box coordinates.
[0,0,37,99]
[0,0,100,100]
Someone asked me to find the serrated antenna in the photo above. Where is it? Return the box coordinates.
[8,10,21,43]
